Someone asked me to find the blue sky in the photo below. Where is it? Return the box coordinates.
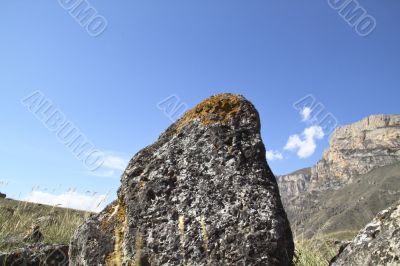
[1,1,399,211]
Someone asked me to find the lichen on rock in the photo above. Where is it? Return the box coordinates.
[105,199,128,266]
[174,94,243,130]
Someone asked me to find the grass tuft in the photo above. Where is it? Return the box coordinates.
[0,198,90,252]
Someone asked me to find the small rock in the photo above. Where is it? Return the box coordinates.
[0,244,68,266]
[23,225,44,243]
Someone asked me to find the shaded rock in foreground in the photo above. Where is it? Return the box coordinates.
[69,93,294,265]
[0,244,68,266]
[330,200,400,266]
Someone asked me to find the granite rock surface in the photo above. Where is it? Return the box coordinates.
[330,200,400,266]
[69,94,294,265]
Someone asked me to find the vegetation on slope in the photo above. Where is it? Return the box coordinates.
[284,163,400,238]
[0,198,90,252]
[293,230,358,266]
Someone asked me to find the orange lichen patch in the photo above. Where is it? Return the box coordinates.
[175,94,243,131]
[105,198,127,266]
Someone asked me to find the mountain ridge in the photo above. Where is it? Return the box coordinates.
[277,114,400,239]
[278,114,400,198]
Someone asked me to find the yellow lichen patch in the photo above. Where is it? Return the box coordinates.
[116,200,127,224]
[175,94,243,131]
[101,204,119,231]
[133,231,143,266]
[178,215,186,262]
[200,216,209,254]
[106,199,128,266]
[178,215,185,245]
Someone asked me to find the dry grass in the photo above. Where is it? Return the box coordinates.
[294,242,330,266]
[0,198,90,252]
[294,238,336,266]
[293,229,357,266]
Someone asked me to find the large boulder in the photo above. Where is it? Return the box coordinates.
[69,94,294,265]
[330,200,400,266]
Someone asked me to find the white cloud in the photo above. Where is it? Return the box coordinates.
[23,190,108,212]
[88,153,129,178]
[300,107,312,122]
[102,155,128,171]
[284,125,324,158]
[89,170,116,178]
[266,150,283,161]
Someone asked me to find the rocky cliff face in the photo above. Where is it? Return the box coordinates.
[310,114,400,190]
[330,200,400,266]
[283,163,400,238]
[277,114,400,238]
[276,168,311,199]
[69,94,294,265]
[278,114,400,198]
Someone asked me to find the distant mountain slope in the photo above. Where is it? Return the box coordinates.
[278,114,400,198]
[276,168,311,197]
[310,114,400,190]
[283,163,400,238]
[277,114,400,239]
